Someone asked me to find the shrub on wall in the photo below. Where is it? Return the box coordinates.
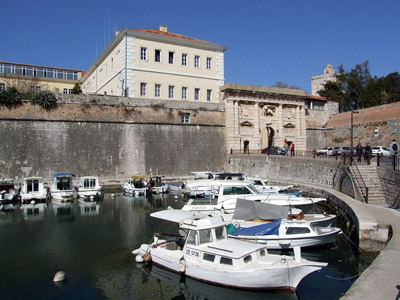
[0,87,23,108]
[30,91,58,110]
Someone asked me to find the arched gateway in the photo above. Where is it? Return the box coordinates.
[221,83,307,154]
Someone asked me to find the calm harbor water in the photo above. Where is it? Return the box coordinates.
[0,192,370,300]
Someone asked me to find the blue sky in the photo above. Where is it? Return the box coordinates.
[1,0,399,93]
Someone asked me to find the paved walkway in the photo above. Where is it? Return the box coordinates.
[340,204,400,300]
[269,179,400,299]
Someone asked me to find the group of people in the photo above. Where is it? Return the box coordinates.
[355,139,399,166]
[283,141,295,157]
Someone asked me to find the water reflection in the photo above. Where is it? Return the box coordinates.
[52,201,76,222]
[141,264,299,300]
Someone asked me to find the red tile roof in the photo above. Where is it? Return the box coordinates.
[305,93,329,101]
[126,28,221,47]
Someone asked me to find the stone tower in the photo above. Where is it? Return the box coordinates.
[311,64,337,96]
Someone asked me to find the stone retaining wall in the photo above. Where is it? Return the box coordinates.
[377,167,400,208]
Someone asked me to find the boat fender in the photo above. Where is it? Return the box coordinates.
[233,221,241,229]
[53,271,66,282]
[135,255,144,263]
[144,251,152,262]
[179,257,186,273]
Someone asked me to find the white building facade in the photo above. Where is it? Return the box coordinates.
[222,83,308,153]
[81,26,227,102]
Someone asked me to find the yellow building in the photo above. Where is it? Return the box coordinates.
[0,62,83,94]
[81,26,228,102]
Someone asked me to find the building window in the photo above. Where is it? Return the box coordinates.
[155,49,161,62]
[206,57,212,69]
[194,56,200,68]
[168,86,174,98]
[31,85,41,92]
[305,100,311,110]
[182,87,188,100]
[0,82,6,91]
[207,89,212,101]
[63,88,72,94]
[169,52,174,64]
[194,88,200,100]
[182,54,187,66]
[313,101,325,111]
[140,83,147,96]
[155,84,161,97]
[181,113,190,123]
[141,47,147,61]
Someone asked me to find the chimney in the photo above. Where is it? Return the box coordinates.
[159,25,168,32]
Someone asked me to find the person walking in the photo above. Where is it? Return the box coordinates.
[364,143,372,165]
[283,141,289,156]
[290,143,295,157]
[356,143,363,163]
[389,139,399,167]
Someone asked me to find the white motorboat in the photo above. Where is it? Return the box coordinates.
[245,176,293,194]
[133,210,327,291]
[0,178,20,208]
[20,177,49,204]
[122,175,149,196]
[182,180,326,214]
[49,173,76,202]
[77,176,104,202]
[228,219,341,249]
[225,199,341,249]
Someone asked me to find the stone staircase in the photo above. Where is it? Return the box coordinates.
[351,164,386,204]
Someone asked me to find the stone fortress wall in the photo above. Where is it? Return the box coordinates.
[0,94,227,184]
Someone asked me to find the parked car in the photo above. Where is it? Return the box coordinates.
[333,146,352,156]
[371,146,390,157]
[261,146,286,155]
[316,147,333,156]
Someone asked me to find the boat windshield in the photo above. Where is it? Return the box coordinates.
[250,180,264,186]
[215,226,226,240]
[222,184,260,196]
[247,184,260,194]
[199,229,212,244]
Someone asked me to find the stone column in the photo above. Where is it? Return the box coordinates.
[278,104,283,142]
[234,100,239,135]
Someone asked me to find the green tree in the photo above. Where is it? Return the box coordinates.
[318,61,400,112]
[71,83,82,94]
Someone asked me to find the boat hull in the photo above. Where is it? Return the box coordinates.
[136,242,325,290]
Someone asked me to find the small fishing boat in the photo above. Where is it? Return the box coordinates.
[122,175,149,196]
[77,176,104,202]
[149,176,169,194]
[0,178,20,211]
[20,177,49,204]
[133,210,327,291]
[49,173,76,202]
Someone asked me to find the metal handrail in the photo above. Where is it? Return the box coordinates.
[332,155,345,187]
[351,162,369,203]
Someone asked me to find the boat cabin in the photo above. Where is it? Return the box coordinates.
[54,173,75,191]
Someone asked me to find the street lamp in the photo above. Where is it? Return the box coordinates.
[350,110,359,165]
